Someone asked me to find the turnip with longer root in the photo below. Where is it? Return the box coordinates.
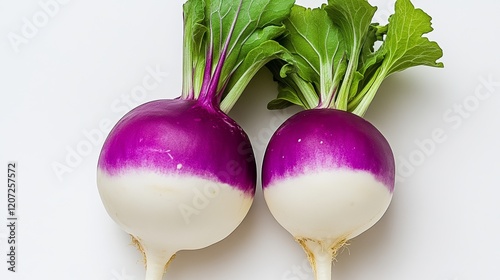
[263,0,443,279]
[97,0,294,279]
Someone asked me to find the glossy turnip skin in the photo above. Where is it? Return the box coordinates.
[262,109,395,280]
[263,108,394,192]
[98,98,256,194]
[97,98,256,280]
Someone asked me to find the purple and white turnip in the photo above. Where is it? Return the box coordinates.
[262,109,394,280]
[262,0,443,279]
[97,99,256,279]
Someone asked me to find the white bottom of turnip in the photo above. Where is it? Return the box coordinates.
[97,169,254,280]
[264,169,392,280]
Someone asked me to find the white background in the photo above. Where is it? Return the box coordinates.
[1,0,499,279]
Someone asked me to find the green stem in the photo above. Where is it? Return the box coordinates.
[347,66,383,111]
[318,56,334,109]
[220,55,279,113]
[335,49,359,111]
[351,70,388,117]
[325,55,347,109]
[292,74,320,109]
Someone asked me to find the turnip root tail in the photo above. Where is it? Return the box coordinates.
[297,237,348,280]
[131,235,176,280]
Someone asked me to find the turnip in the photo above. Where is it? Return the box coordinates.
[96,0,294,279]
[262,0,444,279]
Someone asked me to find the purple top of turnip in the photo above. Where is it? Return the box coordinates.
[98,99,256,194]
[262,109,395,192]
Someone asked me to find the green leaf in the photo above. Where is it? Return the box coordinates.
[267,88,303,110]
[182,0,295,112]
[182,0,207,99]
[347,24,386,106]
[266,5,346,109]
[357,24,387,79]
[219,40,295,112]
[351,0,444,116]
[379,0,444,75]
[266,60,318,110]
[267,0,444,117]
[325,0,377,110]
